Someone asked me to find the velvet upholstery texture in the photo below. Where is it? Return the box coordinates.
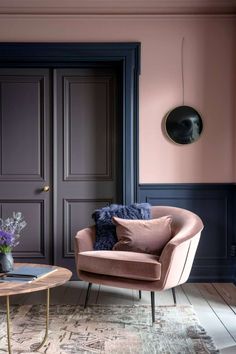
[92,203,151,251]
[112,216,172,255]
[78,250,161,281]
[75,206,204,292]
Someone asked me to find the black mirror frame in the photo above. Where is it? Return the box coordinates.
[164,105,203,145]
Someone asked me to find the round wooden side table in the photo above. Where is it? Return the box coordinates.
[0,263,72,353]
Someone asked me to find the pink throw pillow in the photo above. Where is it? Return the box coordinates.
[112,216,172,255]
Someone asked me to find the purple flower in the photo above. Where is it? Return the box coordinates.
[0,230,15,247]
[0,212,27,253]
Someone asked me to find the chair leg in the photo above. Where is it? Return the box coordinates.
[150,291,155,324]
[172,287,177,305]
[84,282,92,309]
[139,290,142,300]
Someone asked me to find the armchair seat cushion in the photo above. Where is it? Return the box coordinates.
[78,250,161,281]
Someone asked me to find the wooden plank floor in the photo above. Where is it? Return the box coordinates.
[1,282,236,353]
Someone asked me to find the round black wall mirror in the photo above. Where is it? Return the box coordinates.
[165,105,203,145]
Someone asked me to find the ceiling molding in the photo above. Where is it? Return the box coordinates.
[0,14,235,21]
[0,0,235,15]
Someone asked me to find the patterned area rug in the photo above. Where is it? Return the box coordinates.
[0,304,219,354]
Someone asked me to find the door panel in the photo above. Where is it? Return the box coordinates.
[1,80,41,178]
[54,68,121,269]
[0,69,52,263]
[64,75,113,180]
[1,201,45,257]
[0,73,47,180]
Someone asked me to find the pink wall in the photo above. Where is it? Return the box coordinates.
[0,15,235,183]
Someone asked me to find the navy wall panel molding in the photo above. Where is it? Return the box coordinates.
[138,183,236,282]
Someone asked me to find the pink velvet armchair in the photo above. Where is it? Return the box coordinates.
[74,206,204,323]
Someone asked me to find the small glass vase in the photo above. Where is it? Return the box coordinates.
[0,252,14,273]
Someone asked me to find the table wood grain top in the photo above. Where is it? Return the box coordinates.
[0,263,72,297]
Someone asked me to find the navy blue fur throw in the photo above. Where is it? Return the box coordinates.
[92,203,151,250]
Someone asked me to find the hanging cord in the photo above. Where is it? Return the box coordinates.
[181,37,185,105]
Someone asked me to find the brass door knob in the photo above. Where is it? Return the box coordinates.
[43,186,50,192]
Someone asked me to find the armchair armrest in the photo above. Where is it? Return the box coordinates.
[158,217,204,290]
[74,226,96,254]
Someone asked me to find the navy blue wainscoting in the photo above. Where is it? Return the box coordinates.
[138,184,236,282]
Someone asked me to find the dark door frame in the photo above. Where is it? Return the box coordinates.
[0,42,140,204]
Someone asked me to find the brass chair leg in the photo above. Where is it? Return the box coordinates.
[6,295,12,354]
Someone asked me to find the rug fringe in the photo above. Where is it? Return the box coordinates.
[188,325,220,353]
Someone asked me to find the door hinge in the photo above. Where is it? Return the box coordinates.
[230,244,236,257]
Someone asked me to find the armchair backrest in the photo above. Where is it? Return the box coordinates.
[151,206,204,290]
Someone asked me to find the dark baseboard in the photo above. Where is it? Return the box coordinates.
[138,183,236,283]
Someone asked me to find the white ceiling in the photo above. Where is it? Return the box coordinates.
[0,0,235,15]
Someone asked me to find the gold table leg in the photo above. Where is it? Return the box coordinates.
[33,288,50,351]
[5,288,50,353]
[6,295,12,354]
